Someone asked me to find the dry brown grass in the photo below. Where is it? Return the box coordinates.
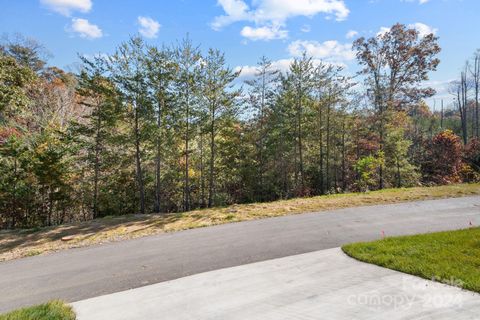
[1,183,479,262]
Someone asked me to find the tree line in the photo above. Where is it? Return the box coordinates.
[1,24,480,228]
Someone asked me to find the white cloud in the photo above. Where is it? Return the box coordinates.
[424,78,455,108]
[251,0,349,23]
[240,25,288,41]
[377,26,391,36]
[80,53,110,60]
[235,57,347,82]
[234,39,356,81]
[211,0,251,30]
[40,0,92,16]
[212,0,350,41]
[70,18,102,39]
[376,23,436,39]
[345,30,358,39]
[301,24,311,33]
[288,40,355,62]
[235,58,292,79]
[402,0,430,4]
[377,23,437,38]
[408,22,437,37]
[425,79,452,98]
[138,16,161,38]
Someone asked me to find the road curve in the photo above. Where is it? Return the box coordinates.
[1,196,479,313]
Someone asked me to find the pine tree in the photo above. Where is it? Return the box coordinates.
[108,36,152,214]
[200,48,240,207]
[174,37,202,211]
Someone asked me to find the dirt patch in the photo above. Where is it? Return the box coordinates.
[1,183,479,262]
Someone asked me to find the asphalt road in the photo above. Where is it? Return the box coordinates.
[1,196,479,313]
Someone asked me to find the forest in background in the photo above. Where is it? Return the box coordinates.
[1,23,480,229]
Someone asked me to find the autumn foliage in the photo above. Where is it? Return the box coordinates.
[0,127,20,145]
[1,27,479,229]
[422,130,463,184]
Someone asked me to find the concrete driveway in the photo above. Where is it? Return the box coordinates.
[72,248,480,320]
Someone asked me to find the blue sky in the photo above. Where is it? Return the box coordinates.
[1,0,479,106]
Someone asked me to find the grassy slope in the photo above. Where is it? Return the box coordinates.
[342,228,480,293]
[1,183,479,262]
[0,301,75,320]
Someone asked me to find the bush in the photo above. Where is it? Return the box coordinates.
[464,138,480,171]
[422,130,463,184]
[0,300,75,320]
[459,164,480,183]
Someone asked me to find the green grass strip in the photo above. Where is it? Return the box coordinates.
[0,300,75,320]
[343,227,480,293]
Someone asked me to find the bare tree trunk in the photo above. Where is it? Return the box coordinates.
[199,131,206,207]
[396,156,401,188]
[93,124,100,219]
[318,101,324,194]
[154,94,164,213]
[326,97,331,192]
[93,100,102,219]
[293,115,298,189]
[462,71,468,144]
[457,74,468,145]
[354,119,360,185]
[134,103,146,214]
[297,98,305,194]
[208,105,216,208]
[259,71,266,201]
[474,54,480,138]
[184,88,190,211]
[280,134,289,198]
[374,75,385,190]
[440,99,444,129]
[48,186,53,226]
[472,104,475,140]
[12,157,18,228]
[341,117,347,191]
[430,100,436,139]
[282,155,288,199]
[333,143,339,191]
